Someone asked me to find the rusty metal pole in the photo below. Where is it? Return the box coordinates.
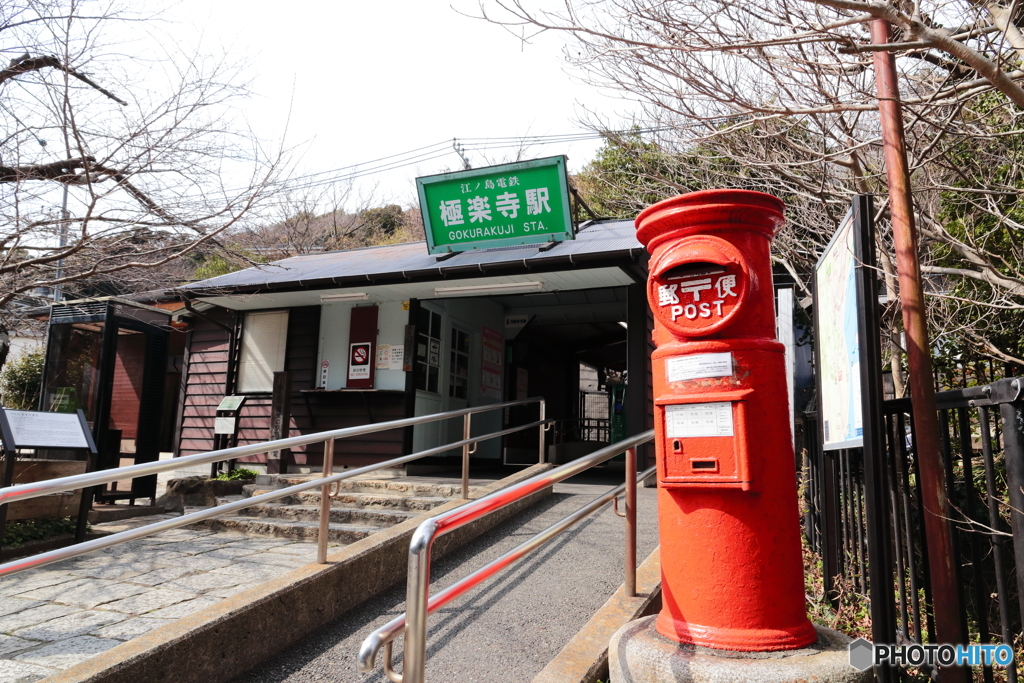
[871,19,968,676]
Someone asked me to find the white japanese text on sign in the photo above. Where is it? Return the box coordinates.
[657,273,738,322]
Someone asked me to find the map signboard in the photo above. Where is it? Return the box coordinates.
[417,156,574,254]
[814,210,864,450]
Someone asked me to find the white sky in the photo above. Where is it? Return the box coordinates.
[162,0,628,209]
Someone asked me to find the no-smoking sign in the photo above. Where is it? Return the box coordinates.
[348,342,372,381]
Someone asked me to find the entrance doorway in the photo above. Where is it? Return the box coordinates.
[40,300,177,502]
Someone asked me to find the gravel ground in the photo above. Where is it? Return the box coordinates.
[235,471,659,683]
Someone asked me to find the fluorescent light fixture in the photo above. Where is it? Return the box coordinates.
[320,292,369,302]
[433,281,545,297]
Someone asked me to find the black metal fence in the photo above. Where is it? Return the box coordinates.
[804,378,1023,682]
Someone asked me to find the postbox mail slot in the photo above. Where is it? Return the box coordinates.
[659,400,751,489]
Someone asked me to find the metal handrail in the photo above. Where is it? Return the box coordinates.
[0,397,546,507]
[358,430,655,683]
[0,397,551,579]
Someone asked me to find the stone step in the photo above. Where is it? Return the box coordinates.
[293,490,454,511]
[240,485,454,511]
[233,503,419,526]
[193,515,383,543]
[250,475,484,499]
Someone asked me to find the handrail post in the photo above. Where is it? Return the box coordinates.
[538,399,546,464]
[462,414,472,499]
[405,521,436,683]
[317,438,335,564]
[625,446,637,598]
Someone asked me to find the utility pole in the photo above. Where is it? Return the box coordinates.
[452,138,471,170]
[53,184,69,302]
[870,19,968,681]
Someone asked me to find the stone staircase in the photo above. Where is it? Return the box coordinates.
[190,474,485,544]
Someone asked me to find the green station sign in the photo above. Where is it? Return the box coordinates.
[417,156,574,254]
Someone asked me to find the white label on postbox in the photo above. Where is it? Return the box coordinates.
[666,352,733,382]
[665,402,734,438]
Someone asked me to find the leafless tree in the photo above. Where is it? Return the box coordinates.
[481,0,1024,376]
[224,181,426,266]
[0,0,285,370]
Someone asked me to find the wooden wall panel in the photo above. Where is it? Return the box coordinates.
[176,304,406,470]
[175,309,235,458]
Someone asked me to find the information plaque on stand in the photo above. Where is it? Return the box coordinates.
[0,408,98,549]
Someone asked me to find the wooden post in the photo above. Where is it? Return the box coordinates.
[0,444,15,552]
[268,371,292,475]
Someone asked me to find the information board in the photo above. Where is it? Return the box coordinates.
[814,210,864,450]
[0,409,95,451]
[417,156,574,254]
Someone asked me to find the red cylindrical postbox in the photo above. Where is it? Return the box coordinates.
[637,189,816,651]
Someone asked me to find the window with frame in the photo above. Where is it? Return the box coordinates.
[415,308,442,393]
[449,328,470,399]
[236,310,288,393]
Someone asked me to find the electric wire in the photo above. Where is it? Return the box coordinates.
[271,125,676,195]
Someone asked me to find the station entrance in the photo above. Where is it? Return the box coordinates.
[408,281,650,469]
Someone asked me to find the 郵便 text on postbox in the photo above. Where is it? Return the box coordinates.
[636,189,817,651]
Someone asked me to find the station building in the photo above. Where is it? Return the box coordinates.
[170,217,656,474]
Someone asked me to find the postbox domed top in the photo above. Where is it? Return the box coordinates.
[634,189,785,250]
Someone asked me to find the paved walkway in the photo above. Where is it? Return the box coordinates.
[237,472,659,683]
[0,470,655,683]
[0,519,332,683]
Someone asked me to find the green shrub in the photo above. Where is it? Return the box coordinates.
[2,516,85,547]
[0,351,45,410]
[212,468,259,481]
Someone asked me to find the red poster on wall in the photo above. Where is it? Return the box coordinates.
[347,306,378,389]
[481,327,503,400]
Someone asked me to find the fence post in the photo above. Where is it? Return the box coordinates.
[462,414,471,499]
[268,371,292,475]
[538,399,546,464]
[317,437,335,564]
[996,378,1024,622]
[624,447,636,598]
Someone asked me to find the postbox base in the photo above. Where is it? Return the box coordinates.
[610,616,871,683]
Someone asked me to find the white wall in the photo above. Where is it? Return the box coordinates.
[319,301,409,391]
[318,297,508,460]
[375,300,410,391]
[318,302,353,389]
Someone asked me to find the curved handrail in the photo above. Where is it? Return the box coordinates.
[358,430,655,682]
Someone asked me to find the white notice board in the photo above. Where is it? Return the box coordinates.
[1,409,94,450]
[814,210,864,450]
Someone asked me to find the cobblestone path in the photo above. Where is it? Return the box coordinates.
[0,517,331,683]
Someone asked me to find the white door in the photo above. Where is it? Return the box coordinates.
[412,304,445,453]
[445,324,472,446]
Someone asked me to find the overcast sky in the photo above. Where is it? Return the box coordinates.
[163,0,627,208]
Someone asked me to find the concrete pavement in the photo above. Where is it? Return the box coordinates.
[235,471,659,683]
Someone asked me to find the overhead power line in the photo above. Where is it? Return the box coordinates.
[271,126,677,195]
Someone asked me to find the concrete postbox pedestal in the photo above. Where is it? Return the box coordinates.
[611,190,869,682]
